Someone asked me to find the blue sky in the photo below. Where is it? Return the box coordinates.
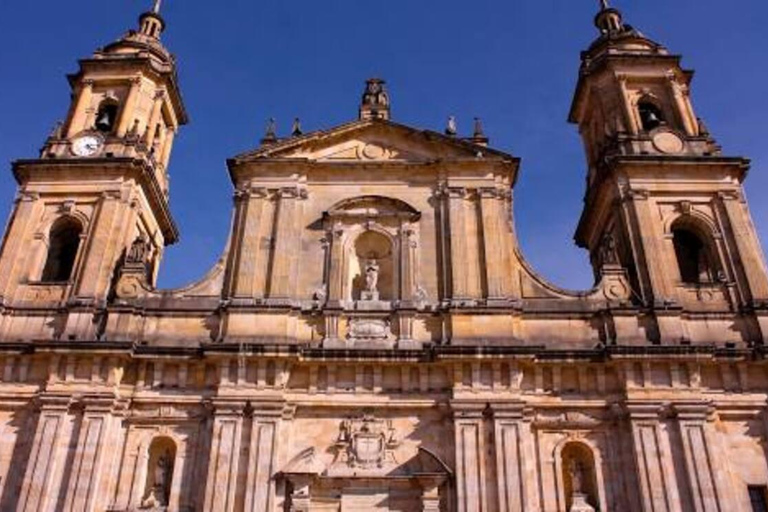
[1,0,766,290]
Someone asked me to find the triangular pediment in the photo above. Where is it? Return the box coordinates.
[231,119,513,164]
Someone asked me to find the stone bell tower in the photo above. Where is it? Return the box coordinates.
[570,1,768,344]
[0,1,187,340]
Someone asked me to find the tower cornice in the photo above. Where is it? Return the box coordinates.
[11,158,180,245]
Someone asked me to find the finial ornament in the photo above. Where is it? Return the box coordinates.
[473,117,485,138]
[261,118,278,145]
[292,118,303,137]
[153,0,163,14]
[359,78,391,120]
[594,0,624,34]
[445,116,458,137]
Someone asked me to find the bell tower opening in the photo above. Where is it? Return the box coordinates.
[41,218,83,283]
[672,225,717,285]
[94,100,119,134]
[638,100,665,132]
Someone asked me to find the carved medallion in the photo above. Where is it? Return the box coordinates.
[652,130,684,154]
[334,412,400,470]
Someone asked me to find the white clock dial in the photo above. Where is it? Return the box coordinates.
[71,134,103,157]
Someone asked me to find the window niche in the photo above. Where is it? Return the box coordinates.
[671,222,719,285]
[41,217,83,283]
[141,437,176,509]
[562,443,599,512]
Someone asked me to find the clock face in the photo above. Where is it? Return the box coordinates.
[71,134,103,157]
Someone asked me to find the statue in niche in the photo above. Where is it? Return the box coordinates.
[127,234,150,265]
[365,259,379,293]
[361,259,380,301]
[569,458,585,494]
[567,457,596,512]
[599,232,619,267]
[142,448,173,509]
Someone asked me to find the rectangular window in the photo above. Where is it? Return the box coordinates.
[749,486,768,512]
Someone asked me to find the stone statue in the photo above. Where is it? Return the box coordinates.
[446,116,458,136]
[141,448,173,508]
[599,232,619,266]
[127,235,150,265]
[154,449,172,500]
[569,458,584,493]
[567,458,596,511]
[365,259,379,293]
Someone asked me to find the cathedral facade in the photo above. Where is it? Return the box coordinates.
[1,2,768,512]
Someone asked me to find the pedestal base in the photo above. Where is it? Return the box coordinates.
[569,493,595,512]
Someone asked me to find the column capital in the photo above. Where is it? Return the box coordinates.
[450,400,486,419]
[488,401,530,420]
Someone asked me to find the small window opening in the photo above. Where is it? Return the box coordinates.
[638,101,664,131]
[672,227,716,285]
[749,486,768,512]
[95,102,119,133]
[41,218,82,283]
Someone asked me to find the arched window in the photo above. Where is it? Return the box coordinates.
[638,101,665,131]
[672,226,717,285]
[41,218,82,283]
[95,100,119,133]
[142,437,176,508]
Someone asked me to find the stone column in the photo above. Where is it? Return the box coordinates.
[617,75,639,135]
[479,188,508,301]
[203,401,246,512]
[243,402,283,512]
[0,401,32,510]
[452,401,488,512]
[17,396,81,512]
[144,90,166,147]
[327,222,345,303]
[61,396,118,512]
[116,76,142,137]
[626,403,683,512]
[0,191,42,300]
[666,74,696,136]
[718,191,768,301]
[399,222,418,302]
[67,79,94,137]
[448,188,470,301]
[490,402,539,512]
[160,126,176,169]
[673,403,731,512]
[74,190,131,301]
[229,187,274,300]
[269,187,306,300]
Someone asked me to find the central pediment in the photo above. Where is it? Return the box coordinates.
[230,119,515,165]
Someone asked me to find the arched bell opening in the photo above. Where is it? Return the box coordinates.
[561,442,600,512]
[637,98,666,132]
[141,436,177,509]
[94,99,120,134]
[348,229,395,302]
[41,217,83,283]
[670,218,720,286]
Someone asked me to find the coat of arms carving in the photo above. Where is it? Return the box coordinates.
[333,412,400,470]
